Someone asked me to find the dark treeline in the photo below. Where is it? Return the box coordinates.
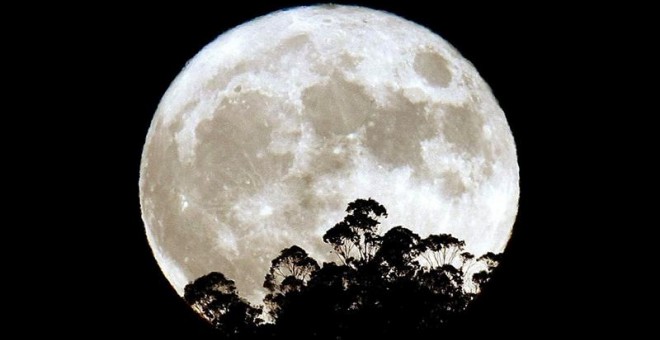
[184,198,501,339]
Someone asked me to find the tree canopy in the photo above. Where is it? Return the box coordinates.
[183,198,501,339]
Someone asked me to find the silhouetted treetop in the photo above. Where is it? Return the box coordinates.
[263,245,320,320]
[184,272,261,337]
[323,198,388,265]
[375,226,421,277]
[266,246,319,283]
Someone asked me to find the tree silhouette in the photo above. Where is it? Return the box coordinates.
[374,226,422,278]
[471,252,501,292]
[323,198,387,265]
[263,245,319,320]
[183,198,502,339]
[419,233,466,267]
[183,272,261,338]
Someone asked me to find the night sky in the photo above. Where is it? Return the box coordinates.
[49,1,623,336]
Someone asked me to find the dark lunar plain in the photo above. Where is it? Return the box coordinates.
[44,0,632,337]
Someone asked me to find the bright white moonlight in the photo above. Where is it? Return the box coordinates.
[140,5,519,304]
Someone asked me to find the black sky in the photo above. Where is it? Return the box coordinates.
[53,1,627,336]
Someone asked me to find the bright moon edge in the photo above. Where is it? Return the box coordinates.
[139,5,519,304]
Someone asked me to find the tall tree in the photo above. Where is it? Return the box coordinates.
[323,198,387,265]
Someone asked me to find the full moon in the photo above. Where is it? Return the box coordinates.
[140,5,519,304]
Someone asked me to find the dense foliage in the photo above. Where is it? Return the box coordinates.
[184,199,500,339]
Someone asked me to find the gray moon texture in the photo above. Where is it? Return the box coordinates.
[140,5,519,304]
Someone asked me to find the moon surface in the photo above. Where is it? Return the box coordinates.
[140,5,519,304]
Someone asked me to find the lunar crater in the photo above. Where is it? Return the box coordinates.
[414,50,453,87]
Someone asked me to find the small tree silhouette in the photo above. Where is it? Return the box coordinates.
[183,272,261,338]
[183,198,502,339]
[471,252,501,292]
[263,245,319,320]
